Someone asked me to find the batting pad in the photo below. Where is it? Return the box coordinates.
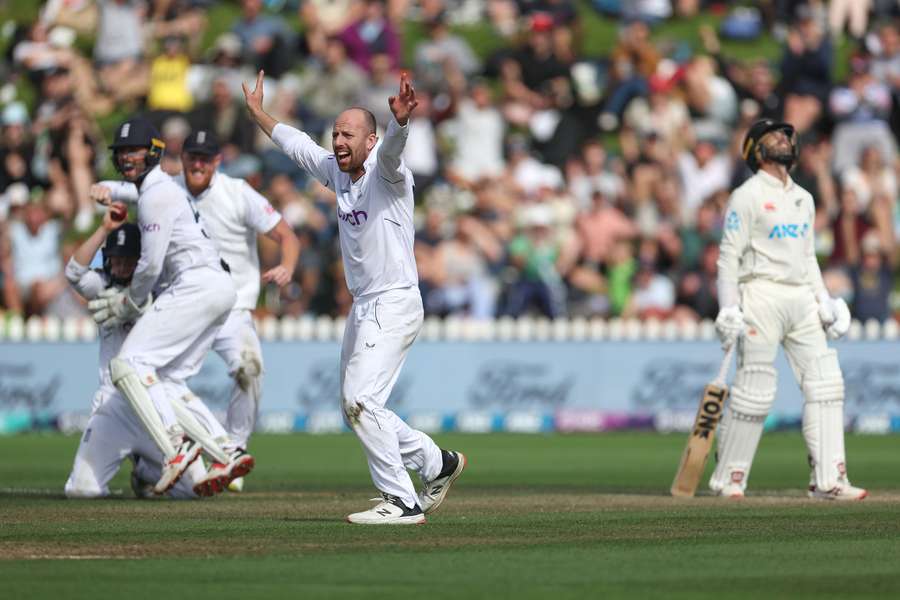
[170,394,230,464]
[802,350,846,491]
[110,358,176,459]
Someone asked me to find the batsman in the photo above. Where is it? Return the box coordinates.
[712,119,866,500]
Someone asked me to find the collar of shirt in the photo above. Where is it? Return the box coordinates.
[138,165,167,194]
[756,168,795,191]
[178,171,217,202]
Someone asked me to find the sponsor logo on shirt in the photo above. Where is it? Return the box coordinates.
[768,223,809,239]
[339,208,368,227]
[141,223,160,233]
[725,210,740,231]
[264,204,276,214]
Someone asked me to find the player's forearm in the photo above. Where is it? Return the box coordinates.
[380,117,408,159]
[100,180,139,204]
[247,104,279,139]
[279,230,300,275]
[72,225,110,268]
[716,251,741,308]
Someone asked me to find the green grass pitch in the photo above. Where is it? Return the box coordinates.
[2,432,900,598]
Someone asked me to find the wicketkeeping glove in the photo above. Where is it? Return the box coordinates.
[715,305,745,350]
[88,287,149,329]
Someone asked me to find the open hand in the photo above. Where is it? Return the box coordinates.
[388,72,418,126]
[262,265,292,287]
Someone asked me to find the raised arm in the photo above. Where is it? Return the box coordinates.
[66,205,125,299]
[243,70,333,186]
[378,72,418,183]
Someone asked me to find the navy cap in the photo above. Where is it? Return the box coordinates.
[182,129,221,156]
[109,118,163,150]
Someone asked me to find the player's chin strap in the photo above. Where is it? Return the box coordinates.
[802,349,847,492]
[710,351,777,494]
[110,358,177,459]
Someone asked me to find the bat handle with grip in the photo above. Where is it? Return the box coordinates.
[712,342,736,387]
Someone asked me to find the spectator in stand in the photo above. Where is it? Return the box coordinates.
[577,189,637,267]
[674,241,719,321]
[414,11,481,93]
[147,35,194,116]
[355,52,400,128]
[338,0,401,74]
[233,0,296,78]
[841,145,898,214]
[0,103,38,193]
[93,0,149,104]
[850,232,895,322]
[295,37,367,137]
[598,19,660,131]
[676,131,731,223]
[401,90,440,199]
[829,60,897,173]
[779,6,833,133]
[190,75,257,157]
[443,73,507,188]
[7,196,66,315]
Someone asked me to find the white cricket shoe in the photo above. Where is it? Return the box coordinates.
[193,449,255,497]
[346,493,426,525]
[228,477,244,493]
[153,439,202,495]
[808,478,868,501]
[419,450,467,514]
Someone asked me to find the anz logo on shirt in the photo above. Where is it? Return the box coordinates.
[768,223,809,239]
[339,208,368,227]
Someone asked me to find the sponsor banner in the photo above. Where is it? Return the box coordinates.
[2,340,899,434]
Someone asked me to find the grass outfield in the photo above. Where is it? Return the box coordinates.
[1,433,900,598]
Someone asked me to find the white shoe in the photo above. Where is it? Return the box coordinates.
[193,449,254,497]
[153,439,202,495]
[419,450,467,514]
[808,478,868,501]
[346,493,426,525]
[228,477,244,493]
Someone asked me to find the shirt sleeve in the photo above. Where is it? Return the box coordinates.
[376,117,410,191]
[271,123,333,188]
[805,195,827,297]
[241,180,281,234]
[64,258,107,300]
[99,180,140,204]
[129,190,180,304]
[716,187,754,308]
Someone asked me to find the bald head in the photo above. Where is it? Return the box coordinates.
[340,107,377,135]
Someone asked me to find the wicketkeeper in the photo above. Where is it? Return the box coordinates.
[712,119,866,500]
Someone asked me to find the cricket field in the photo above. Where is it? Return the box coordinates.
[2,432,899,598]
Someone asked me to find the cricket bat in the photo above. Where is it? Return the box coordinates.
[670,344,736,497]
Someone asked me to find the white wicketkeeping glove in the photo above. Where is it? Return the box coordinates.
[715,305,746,350]
[88,287,149,329]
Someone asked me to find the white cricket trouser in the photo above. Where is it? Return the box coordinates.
[340,286,443,510]
[212,309,263,450]
[116,266,235,433]
[712,279,846,492]
[64,390,204,499]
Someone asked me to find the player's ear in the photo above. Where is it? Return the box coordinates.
[366,133,377,152]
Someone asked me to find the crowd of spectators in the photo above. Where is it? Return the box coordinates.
[0,0,898,323]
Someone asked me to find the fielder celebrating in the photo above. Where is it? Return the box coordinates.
[243,70,467,524]
[89,118,248,495]
[93,129,300,492]
[64,210,230,498]
[712,119,864,500]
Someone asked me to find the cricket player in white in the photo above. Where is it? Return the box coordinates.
[64,211,225,499]
[712,119,866,500]
[89,118,248,495]
[93,129,300,493]
[243,70,467,524]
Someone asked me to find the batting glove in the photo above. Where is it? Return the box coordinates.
[825,297,851,340]
[88,287,149,328]
[715,305,745,350]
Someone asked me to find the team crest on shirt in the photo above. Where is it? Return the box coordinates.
[764,202,776,212]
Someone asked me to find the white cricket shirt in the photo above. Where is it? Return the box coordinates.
[272,118,418,298]
[130,166,224,304]
[178,171,281,310]
[717,169,826,308]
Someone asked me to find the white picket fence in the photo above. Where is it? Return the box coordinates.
[1,314,898,343]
